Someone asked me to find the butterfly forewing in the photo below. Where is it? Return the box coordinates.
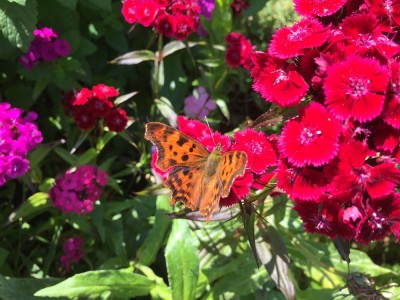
[145,122,209,171]
[219,151,247,197]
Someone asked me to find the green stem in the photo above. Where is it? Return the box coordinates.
[154,34,163,99]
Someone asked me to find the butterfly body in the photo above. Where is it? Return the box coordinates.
[145,122,247,221]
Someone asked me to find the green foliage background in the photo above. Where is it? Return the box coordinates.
[0,0,399,299]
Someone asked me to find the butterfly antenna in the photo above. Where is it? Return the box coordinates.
[204,116,216,146]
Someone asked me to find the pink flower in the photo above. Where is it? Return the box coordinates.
[323,55,389,122]
[293,0,348,17]
[231,129,277,174]
[73,88,92,106]
[269,18,328,59]
[225,32,253,69]
[135,1,159,27]
[278,102,342,167]
[92,84,119,100]
[54,39,71,57]
[251,52,309,107]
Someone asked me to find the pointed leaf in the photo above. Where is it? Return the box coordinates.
[8,192,50,223]
[165,219,199,300]
[333,237,351,264]
[240,202,260,266]
[114,91,138,105]
[256,223,296,300]
[160,41,198,59]
[34,270,154,299]
[155,97,177,127]
[111,50,156,65]
[137,195,172,266]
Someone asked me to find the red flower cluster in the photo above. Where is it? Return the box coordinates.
[225,32,253,69]
[151,116,278,207]
[231,0,249,16]
[251,1,400,244]
[121,0,201,40]
[63,84,128,132]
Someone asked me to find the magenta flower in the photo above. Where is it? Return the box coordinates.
[60,237,84,271]
[50,165,108,214]
[0,103,42,185]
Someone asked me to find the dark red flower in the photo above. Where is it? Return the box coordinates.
[366,0,400,32]
[293,0,348,17]
[154,12,176,37]
[105,108,128,132]
[355,193,400,244]
[89,97,113,117]
[331,141,400,199]
[92,84,119,100]
[73,106,96,130]
[231,0,249,16]
[225,32,253,69]
[251,52,309,107]
[73,88,92,106]
[121,0,138,24]
[323,55,389,122]
[231,129,277,174]
[371,120,400,153]
[293,196,353,239]
[278,102,342,167]
[173,14,196,40]
[136,1,159,27]
[276,159,328,201]
[269,18,329,59]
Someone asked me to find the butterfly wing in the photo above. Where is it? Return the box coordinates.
[145,122,209,171]
[164,166,204,211]
[198,173,222,222]
[219,151,248,197]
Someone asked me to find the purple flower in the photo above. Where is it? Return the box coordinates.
[54,39,71,57]
[40,42,58,61]
[184,87,216,119]
[199,0,215,20]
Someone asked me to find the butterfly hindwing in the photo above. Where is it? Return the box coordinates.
[145,122,209,171]
[219,151,248,197]
[164,166,204,211]
[199,172,222,222]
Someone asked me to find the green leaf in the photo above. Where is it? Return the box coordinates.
[137,195,172,266]
[84,0,111,11]
[256,223,296,300]
[34,270,154,299]
[0,275,64,300]
[0,0,37,51]
[160,41,198,59]
[74,148,97,167]
[241,202,260,266]
[28,144,53,169]
[8,192,50,223]
[215,98,230,121]
[155,97,177,127]
[55,0,77,9]
[33,76,49,100]
[54,147,78,165]
[111,50,156,65]
[165,219,199,300]
[114,91,138,106]
[7,0,26,5]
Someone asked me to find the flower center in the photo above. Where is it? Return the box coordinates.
[348,76,369,99]
[299,127,321,145]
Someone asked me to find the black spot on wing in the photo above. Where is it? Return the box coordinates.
[182,154,189,161]
[177,136,187,146]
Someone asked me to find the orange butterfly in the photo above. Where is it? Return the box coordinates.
[145,122,248,222]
